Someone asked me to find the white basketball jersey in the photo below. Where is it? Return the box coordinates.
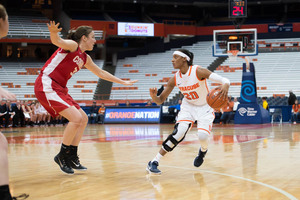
[175,65,210,106]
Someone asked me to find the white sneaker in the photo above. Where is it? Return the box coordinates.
[293,122,297,124]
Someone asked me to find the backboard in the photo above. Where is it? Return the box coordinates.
[213,28,257,57]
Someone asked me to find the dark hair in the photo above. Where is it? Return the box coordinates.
[177,48,194,66]
[0,4,7,20]
[67,26,93,43]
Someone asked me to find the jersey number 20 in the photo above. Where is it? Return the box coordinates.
[183,91,199,100]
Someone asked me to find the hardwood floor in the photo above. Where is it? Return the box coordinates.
[2,123,300,200]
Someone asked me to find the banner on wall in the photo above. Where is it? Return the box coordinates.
[104,107,161,123]
[268,24,293,32]
[118,22,154,36]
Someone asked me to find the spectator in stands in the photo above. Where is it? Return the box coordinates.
[168,99,182,122]
[262,97,269,111]
[98,103,106,124]
[29,102,37,125]
[21,100,33,126]
[213,108,222,124]
[291,99,300,124]
[125,100,131,107]
[6,101,15,127]
[0,100,9,128]
[0,5,28,199]
[288,90,297,106]
[220,96,234,124]
[34,21,137,175]
[39,105,51,126]
[12,100,25,127]
[88,101,98,124]
[145,100,153,106]
[114,101,120,107]
[55,115,64,125]
[0,100,6,128]
[146,48,230,174]
[35,102,49,125]
[232,97,240,113]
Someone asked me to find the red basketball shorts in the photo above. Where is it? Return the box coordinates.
[34,74,80,117]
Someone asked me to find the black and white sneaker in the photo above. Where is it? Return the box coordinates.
[194,149,207,167]
[69,155,87,171]
[146,161,161,175]
[54,154,74,175]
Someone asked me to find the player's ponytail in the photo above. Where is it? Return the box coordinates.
[67,26,93,43]
[177,48,194,66]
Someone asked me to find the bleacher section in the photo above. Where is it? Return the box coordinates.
[214,51,300,98]
[0,60,104,100]
[111,41,215,100]
[7,15,104,40]
[7,15,63,39]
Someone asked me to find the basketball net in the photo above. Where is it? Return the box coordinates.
[227,50,239,62]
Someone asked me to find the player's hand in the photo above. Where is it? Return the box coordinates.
[149,87,158,98]
[218,83,229,100]
[47,21,62,34]
[0,86,16,100]
[122,80,138,86]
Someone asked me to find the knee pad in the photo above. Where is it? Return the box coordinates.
[198,130,209,141]
[162,122,191,152]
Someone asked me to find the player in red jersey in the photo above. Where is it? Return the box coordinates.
[34,21,137,174]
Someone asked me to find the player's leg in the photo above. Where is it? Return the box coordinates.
[194,128,210,167]
[0,132,12,199]
[147,122,192,174]
[54,106,83,175]
[147,104,193,174]
[147,103,194,174]
[69,108,88,171]
[194,105,214,167]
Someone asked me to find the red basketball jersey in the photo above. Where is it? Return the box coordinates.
[40,47,87,87]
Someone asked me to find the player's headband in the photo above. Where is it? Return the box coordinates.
[173,51,190,61]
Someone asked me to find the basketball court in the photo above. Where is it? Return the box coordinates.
[1,0,300,200]
[3,123,300,200]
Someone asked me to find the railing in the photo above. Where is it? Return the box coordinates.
[258,41,300,51]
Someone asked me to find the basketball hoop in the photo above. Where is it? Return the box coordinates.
[227,50,239,62]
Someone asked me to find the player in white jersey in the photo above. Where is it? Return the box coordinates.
[147,48,230,174]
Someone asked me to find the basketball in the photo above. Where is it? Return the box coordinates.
[206,88,228,109]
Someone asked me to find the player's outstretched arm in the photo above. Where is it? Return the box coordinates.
[47,21,78,52]
[0,86,16,100]
[149,77,175,105]
[85,55,138,85]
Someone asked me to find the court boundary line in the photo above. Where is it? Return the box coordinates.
[98,159,298,200]
[168,165,298,200]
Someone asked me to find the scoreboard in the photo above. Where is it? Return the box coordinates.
[229,0,247,18]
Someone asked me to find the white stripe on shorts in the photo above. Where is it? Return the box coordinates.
[42,74,70,108]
